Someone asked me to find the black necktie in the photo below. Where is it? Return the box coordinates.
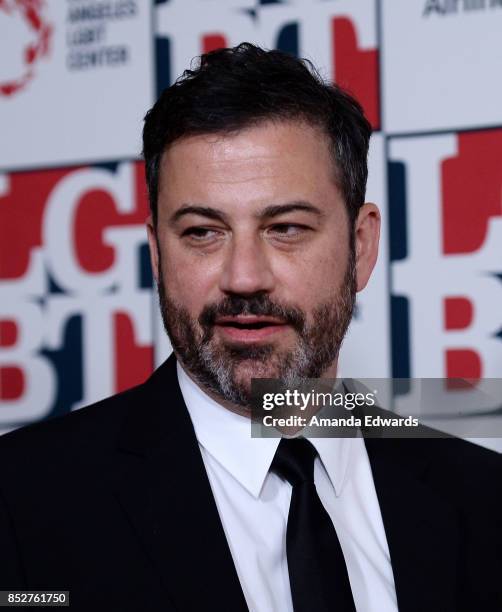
[271,437,357,612]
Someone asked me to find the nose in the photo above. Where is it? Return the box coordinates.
[218,232,275,296]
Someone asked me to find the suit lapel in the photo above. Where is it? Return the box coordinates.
[365,437,460,612]
[109,355,248,612]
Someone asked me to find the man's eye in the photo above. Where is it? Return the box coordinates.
[182,227,220,240]
[269,224,307,237]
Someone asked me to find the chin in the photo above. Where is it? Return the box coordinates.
[232,358,280,384]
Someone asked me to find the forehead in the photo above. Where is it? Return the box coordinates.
[157,120,341,212]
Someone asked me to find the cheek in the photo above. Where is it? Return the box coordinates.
[159,244,220,310]
[277,246,347,303]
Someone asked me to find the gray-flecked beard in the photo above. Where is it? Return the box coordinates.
[156,253,356,409]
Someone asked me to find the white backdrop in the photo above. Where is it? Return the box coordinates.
[1,0,501,450]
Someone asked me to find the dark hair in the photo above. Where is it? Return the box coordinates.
[143,42,372,227]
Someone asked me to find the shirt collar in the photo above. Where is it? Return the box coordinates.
[177,360,353,498]
[177,361,279,498]
[309,436,353,497]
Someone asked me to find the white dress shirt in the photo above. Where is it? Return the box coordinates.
[177,362,398,612]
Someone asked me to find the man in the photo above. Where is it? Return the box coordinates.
[0,44,500,611]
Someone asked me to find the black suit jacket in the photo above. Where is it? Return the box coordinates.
[0,354,500,611]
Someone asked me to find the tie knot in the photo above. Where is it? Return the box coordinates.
[271,437,318,486]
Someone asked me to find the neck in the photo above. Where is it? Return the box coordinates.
[177,353,340,422]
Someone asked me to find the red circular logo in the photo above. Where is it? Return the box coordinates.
[0,0,52,96]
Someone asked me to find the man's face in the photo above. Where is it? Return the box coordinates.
[147,120,379,408]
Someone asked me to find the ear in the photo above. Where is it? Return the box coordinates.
[354,203,381,292]
[146,215,160,284]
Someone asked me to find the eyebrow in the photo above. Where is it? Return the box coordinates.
[169,201,324,225]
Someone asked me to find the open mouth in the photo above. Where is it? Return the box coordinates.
[218,321,276,330]
[215,317,287,341]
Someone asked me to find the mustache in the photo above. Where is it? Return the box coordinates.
[198,293,306,334]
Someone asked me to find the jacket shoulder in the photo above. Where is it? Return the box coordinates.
[0,382,146,482]
[421,435,500,477]
[378,435,501,512]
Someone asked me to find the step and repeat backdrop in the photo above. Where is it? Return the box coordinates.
[1,0,501,448]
